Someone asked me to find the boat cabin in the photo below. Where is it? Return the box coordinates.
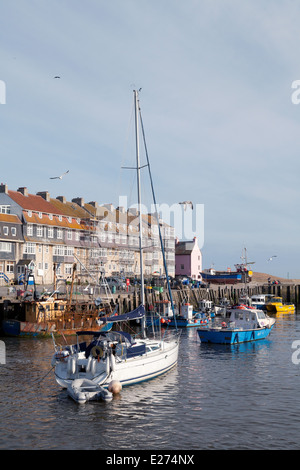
[251,294,274,307]
[25,298,68,323]
[199,299,213,312]
[154,300,173,317]
[229,308,269,329]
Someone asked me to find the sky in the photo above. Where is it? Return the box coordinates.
[1,0,300,278]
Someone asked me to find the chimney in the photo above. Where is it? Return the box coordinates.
[72,197,84,207]
[36,191,50,202]
[103,203,114,212]
[56,196,66,204]
[88,201,99,209]
[0,183,8,194]
[17,187,28,196]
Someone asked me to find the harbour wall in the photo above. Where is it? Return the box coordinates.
[1,282,299,316]
[115,283,300,313]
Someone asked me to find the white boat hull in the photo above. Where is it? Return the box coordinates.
[54,336,179,389]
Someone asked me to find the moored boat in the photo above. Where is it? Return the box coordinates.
[52,305,180,389]
[166,303,210,328]
[265,297,295,314]
[250,294,274,310]
[201,268,242,284]
[67,378,113,404]
[197,307,275,344]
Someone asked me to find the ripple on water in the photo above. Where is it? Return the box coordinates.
[1,315,300,449]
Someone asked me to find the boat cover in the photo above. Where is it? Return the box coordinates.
[101,304,145,323]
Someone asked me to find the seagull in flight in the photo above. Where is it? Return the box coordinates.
[50,170,69,180]
[53,76,61,79]
[179,201,193,210]
[267,255,277,262]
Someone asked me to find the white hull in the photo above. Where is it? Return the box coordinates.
[54,336,179,389]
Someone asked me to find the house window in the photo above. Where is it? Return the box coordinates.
[27,224,33,236]
[65,264,73,275]
[23,243,36,254]
[0,205,10,214]
[6,262,14,273]
[53,245,74,257]
[39,212,42,219]
[36,225,43,237]
[3,226,8,236]
[48,227,54,238]
[57,229,63,239]
[11,227,16,236]
[67,230,72,240]
[0,242,12,252]
[181,264,184,270]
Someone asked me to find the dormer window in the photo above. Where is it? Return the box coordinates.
[28,211,32,217]
[39,212,42,219]
[59,216,62,222]
[0,205,11,214]
[49,214,53,220]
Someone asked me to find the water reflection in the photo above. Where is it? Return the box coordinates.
[1,314,300,449]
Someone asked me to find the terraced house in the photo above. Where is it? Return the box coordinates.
[0,184,175,286]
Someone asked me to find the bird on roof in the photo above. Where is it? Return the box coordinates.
[50,170,69,180]
[179,201,193,210]
[267,255,277,262]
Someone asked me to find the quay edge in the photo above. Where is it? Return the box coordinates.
[0,280,299,337]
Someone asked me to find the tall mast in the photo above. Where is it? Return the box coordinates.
[134,90,145,309]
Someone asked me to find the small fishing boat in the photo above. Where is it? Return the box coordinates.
[265,297,295,314]
[160,302,212,328]
[213,298,230,317]
[67,378,113,404]
[197,306,275,344]
[250,294,274,310]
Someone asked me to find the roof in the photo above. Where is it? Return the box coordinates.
[50,198,91,219]
[0,213,22,224]
[8,190,65,215]
[23,211,88,230]
[175,240,198,255]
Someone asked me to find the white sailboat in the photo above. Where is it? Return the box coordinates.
[51,90,180,399]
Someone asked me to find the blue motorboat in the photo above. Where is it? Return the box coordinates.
[197,306,276,344]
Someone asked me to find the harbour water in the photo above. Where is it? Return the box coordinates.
[1,312,300,451]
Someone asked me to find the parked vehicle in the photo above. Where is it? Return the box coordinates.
[104,277,126,290]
